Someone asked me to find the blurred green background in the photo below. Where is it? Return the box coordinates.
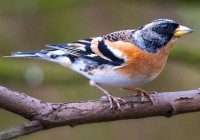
[0,0,200,140]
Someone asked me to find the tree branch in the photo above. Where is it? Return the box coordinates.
[0,121,43,140]
[0,85,200,140]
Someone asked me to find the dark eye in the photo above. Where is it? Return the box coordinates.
[161,24,169,30]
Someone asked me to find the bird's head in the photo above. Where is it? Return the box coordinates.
[131,19,193,53]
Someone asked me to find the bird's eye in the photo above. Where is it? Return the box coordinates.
[161,24,169,30]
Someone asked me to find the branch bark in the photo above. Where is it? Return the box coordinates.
[0,85,200,140]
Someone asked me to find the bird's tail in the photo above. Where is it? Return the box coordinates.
[6,50,53,59]
[5,49,71,66]
[9,51,44,58]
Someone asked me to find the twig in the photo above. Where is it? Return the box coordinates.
[0,121,43,140]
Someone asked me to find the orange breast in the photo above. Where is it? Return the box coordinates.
[106,38,176,79]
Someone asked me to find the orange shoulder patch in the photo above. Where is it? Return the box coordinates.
[90,37,110,60]
[104,40,142,61]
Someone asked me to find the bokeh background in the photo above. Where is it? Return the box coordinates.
[0,0,200,140]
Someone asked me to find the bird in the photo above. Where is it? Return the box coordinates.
[6,19,193,109]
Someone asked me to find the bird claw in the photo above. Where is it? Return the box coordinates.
[136,89,154,105]
[106,95,126,110]
[90,80,126,110]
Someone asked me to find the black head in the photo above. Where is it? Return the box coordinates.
[131,19,180,53]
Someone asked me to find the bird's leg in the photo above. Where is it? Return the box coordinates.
[124,87,154,104]
[89,80,125,110]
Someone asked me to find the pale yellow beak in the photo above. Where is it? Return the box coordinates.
[174,25,193,37]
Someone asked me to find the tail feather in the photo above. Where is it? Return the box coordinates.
[6,50,57,59]
[9,51,41,58]
[4,49,72,67]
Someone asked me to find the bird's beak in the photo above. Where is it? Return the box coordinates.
[174,25,193,37]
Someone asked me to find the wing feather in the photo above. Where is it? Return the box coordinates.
[45,30,136,67]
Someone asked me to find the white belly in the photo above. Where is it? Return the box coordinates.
[71,62,157,88]
[86,70,156,87]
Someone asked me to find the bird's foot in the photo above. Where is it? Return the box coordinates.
[104,94,126,110]
[124,88,155,105]
[90,80,125,110]
[135,89,154,104]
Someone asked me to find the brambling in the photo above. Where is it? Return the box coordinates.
[7,19,193,109]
